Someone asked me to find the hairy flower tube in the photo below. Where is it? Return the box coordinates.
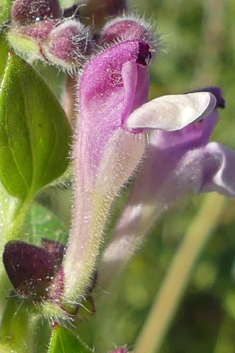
[61,17,216,304]
[99,87,235,284]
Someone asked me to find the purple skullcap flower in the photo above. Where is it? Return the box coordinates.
[62,18,216,302]
[99,88,235,284]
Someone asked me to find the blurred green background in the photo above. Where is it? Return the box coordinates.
[2,0,235,352]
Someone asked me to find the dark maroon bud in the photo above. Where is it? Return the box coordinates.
[48,267,64,302]
[12,0,61,25]
[41,238,65,270]
[3,240,56,299]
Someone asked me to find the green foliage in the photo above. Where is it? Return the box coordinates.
[0,297,33,353]
[0,53,71,201]
[0,34,9,81]
[24,202,68,245]
[0,0,11,27]
[48,325,93,353]
[7,31,40,61]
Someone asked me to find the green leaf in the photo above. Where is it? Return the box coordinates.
[0,181,20,306]
[0,180,19,258]
[0,34,9,81]
[7,31,41,62]
[48,325,93,353]
[0,297,33,353]
[0,181,18,237]
[0,53,72,201]
[0,0,11,27]
[24,202,68,245]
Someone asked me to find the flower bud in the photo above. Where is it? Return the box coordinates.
[3,240,57,299]
[3,239,65,300]
[41,237,65,269]
[7,19,59,62]
[100,16,157,53]
[41,19,92,72]
[8,16,92,71]
[12,0,61,25]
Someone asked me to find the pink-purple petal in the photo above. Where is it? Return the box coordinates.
[77,40,149,175]
[125,92,216,131]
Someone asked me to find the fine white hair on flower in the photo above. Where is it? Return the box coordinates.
[41,19,93,74]
[100,14,160,53]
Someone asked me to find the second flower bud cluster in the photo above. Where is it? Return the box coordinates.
[8,0,157,74]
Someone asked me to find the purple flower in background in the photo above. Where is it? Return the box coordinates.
[100,87,235,283]
[62,17,216,302]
